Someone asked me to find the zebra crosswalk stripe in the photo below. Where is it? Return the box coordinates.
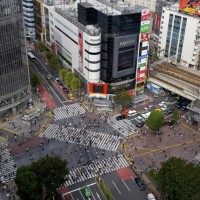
[62,154,129,187]
[0,149,17,183]
[40,124,122,152]
[107,115,139,137]
[53,103,86,121]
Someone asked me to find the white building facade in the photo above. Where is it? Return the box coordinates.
[22,0,35,39]
[159,4,200,70]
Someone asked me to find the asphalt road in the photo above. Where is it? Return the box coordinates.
[30,51,65,107]
[101,169,147,200]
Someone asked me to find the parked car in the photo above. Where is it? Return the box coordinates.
[135,177,145,190]
[56,79,63,86]
[62,87,69,94]
[115,115,126,121]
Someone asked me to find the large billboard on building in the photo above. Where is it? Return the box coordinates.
[112,34,139,78]
[179,0,200,16]
[78,30,83,73]
[88,83,108,95]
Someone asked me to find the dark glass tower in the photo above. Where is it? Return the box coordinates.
[0,0,31,112]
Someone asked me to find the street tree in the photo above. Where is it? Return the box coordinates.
[46,51,54,61]
[70,77,81,91]
[31,72,41,88]
[114,90,132,109]
[15,166,42,200]
[31,156,68,199]
[172,109,179,123]
[59,68,68,80]
[147,110,164,131]
[157,157,200,200]
[64,71,74,85]
[49,56,60,70]
[38,41,46,52]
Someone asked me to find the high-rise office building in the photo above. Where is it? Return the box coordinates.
[22,0,35,39]
[158,3,200,70]
[0,0,31,113]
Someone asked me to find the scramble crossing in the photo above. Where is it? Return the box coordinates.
[39,124,122,151]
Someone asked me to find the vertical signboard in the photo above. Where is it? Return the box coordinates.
[136,9,151,94]
[78,30,83,73]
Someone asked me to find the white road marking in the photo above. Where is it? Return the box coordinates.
[79,189,86,200]
[112,181,121,194]
[121,178,130,191]
[96,192,101,200]
[62,182,96,195]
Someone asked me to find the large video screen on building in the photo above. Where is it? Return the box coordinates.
[112,34,138,78]
[179,0,200,16]
[118,50,134,71]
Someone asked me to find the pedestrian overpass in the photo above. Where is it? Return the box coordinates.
[148,62,200,101]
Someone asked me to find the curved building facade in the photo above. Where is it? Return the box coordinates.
[0,0,31,112]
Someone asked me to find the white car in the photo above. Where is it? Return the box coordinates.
[159,101,165,107]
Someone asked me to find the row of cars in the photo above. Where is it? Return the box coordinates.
[54,76,75,100]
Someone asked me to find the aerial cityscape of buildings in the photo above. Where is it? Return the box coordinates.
[0,0,200,199]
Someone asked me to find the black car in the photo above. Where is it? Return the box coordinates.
[115,115,125,121]
[57,80,63,86]
[62,87,69,94]
[136,122,145,128]
[134,177,145,190]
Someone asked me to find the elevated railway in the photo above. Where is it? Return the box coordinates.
[148,62,200,101]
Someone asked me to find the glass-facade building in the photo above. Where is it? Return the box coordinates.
[78,3,141,92]
[164,14,187,63]
[0,0,30,112]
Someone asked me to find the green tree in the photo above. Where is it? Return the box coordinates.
[147,110,164,131]
[46,51,54,61]
[157,157,200,200]
[70,77,81,91]
[49,56,60,70]
[64,71,74,85]
[38,41,46,52]
[59,68,68,80]
[15,166,42,200]
[31,72,41,87]
[114,90,132,109]
[15,157,68,200]
[31,156,68,200]
[172,109,179,123]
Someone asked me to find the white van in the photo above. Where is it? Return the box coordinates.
[147,193,156,200]
[127,110,137,117]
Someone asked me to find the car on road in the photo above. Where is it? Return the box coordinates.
[68,93,75,100]
[56,80,63,86]
[62,87,69,94]
[81,185,92,198]
[115,115,126,121]
[135,177,145,190]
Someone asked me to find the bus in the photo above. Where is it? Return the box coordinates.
[27,52,35,62]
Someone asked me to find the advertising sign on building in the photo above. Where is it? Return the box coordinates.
[179,0,200,16]
[140,33,149,42]
[78,30,83,73]
[140,21,150,33]
[154,14,161,30]
[141,9,151,21]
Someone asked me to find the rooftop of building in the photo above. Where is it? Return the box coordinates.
[52,0,147,35]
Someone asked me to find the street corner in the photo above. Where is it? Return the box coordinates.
[117,166,137,180]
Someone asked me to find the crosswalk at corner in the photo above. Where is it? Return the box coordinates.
[0,149,17,183]
[62,154,129,187]
[107,115,139,137]
[53,103,86,120]
[39,124,122,151]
